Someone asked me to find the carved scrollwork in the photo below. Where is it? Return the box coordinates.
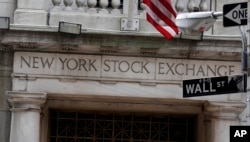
[140,48,159,55]
[60,44,79,51]
[17,42,37,49]
[0,45,14,51]
[100,46,118,53]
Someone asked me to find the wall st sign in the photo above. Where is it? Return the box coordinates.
[14,52,241,82]
[183,75,244,97]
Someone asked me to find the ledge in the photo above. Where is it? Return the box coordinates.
[9,24,242,41]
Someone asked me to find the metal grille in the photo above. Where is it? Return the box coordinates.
[49,110,196,142]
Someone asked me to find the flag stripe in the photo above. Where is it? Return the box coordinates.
[159,0,177,17]
[143,0,179,40]
[147,13,174,40]
[146,0,176,28]
[146,6,177,37]
[150,0,176,25]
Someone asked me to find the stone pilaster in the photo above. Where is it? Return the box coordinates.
[7,91,47,142]
[204,101,246,142]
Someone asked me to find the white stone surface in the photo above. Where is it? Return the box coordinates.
[14,9,47,25]
[210,119,239,142]
[17,0,47,10]
[10,111,40,142]
[49,11,122,31]
[13,78,182,98]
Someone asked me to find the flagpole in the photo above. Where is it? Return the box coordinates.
[127,0,136,28]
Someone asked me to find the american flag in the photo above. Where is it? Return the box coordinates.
[143,0,179,40]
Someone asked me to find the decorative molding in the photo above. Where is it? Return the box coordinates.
[188,51,201,57]
[220,52,239,58]
[100,46,119,53]
[18,42,37,49]
[7,91,47,111]
[140,47,158,55]
[12,73,182,86]
[59,77,77,82]
[0,45,14,51]
[204,101,246,119]
[60,44,79,51]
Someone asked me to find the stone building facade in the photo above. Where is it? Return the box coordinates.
[0,0,249,142]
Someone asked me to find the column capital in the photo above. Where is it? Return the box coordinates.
[7,91,47,111]
[204,101,246,119]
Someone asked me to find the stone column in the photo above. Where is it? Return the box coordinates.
[204,101,246,142]
[7,91,47,142]
[14,0,48,25]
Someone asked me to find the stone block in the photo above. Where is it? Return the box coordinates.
[17,0,46,10]
[14,9,48,26]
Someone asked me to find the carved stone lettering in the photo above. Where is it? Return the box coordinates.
[16,52,101,77]
[156,58,240,80]
[101,56,155,80]
[20,56,54,69]
[14,52,241,81]
[59,58,97,71]
[103,60,150,74]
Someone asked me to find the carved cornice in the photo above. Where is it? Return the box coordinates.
[7,91,47,112]
[0,29,242,61]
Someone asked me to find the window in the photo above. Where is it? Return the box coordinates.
[49,110,197,142]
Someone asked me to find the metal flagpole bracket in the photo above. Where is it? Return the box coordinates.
[120,18,139,31]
